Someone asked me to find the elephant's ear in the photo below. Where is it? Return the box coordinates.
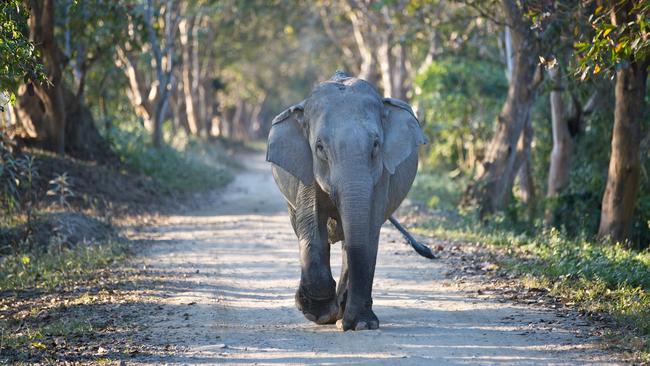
[266,102,314,185]
[382,98,428,175]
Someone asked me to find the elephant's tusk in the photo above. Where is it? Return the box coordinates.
[388,216,437,259]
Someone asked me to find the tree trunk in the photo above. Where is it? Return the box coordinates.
[25,0,66,154]
[14,0,109,161]
[376,32,408,99]
[179,16,199,135]
[348,8,377,84]
[515,115,535,221]
[504,26,514,81]
[392,41,408,100]
[222,107,234,138]
[202,79,215,137]
[15,83,113,161]
[144,0,174,147]
[545,66,573,209]
[377,33,394,97]
[463,0,542,217]
[194,17,206,137]
[598,59,648,243]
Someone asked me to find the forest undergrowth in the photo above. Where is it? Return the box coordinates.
[0,127,235,363]
[410,171,650,360]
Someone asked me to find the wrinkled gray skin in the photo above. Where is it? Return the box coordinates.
[266,72,426,331]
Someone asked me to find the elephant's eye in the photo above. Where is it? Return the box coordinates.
[316,141,327,160]
[373,140,380,149]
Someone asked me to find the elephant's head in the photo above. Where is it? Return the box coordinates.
[267,72,426,249]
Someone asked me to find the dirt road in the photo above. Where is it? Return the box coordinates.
[128,153,621,365]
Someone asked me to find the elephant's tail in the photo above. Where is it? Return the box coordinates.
[388,216,437,259]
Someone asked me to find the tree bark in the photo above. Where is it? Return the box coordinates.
[179,16,200,135]
[463,0,542,217]
[116,0,176,146]
[504,26,514,81]
[546,67,572,198]
[598,59,648,243]
[193,16,206,136]
[14,0,109,161]
[144,0,175,147]
[347,7,377,84]
[392,41,408,100]
[15,83,113,161]
[376,32,394,97]
[115,47,154,127]
[515,115,535,220]
[25,0,66,154]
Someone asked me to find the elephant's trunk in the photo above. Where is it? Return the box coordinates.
[338,176,375,305]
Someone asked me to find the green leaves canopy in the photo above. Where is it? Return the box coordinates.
[0,0,46,107]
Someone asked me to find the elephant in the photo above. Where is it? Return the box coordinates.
[266,71,428,331]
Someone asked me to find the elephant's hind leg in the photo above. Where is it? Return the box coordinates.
[290,185,338,325]
[335,245,348,321]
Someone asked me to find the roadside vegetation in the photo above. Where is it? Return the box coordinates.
[402,2,649,358]
[410,171,650,359]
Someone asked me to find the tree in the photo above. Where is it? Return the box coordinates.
[116,0,177,147]
[546,65,572,206]
[11,0,115,160]
[317,0,434,100]
[22,0,66,154]
[576,1,650,243]
[463,0,543,216]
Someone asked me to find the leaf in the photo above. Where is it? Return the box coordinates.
[615,42,624,53]
[603,28,612,37]
[21,255,30,265]
[31,341,46,350]
[594,5,603,15]
[593,64,601,74]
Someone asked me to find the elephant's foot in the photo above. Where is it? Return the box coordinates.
[337,304,379,331]
[295,286,338,325]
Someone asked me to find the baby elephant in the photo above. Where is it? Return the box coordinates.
[267,72,427,331]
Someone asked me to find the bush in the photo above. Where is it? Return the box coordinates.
[0,128,37,223]
[108,126,233,193]
[410,171,465,211]
[413,57,508,172]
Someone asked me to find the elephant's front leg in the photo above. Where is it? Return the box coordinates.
[290,186,338,325]
[339,229,381,331]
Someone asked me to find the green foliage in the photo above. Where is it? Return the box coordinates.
[416,215,650,350]
[414,58,508,172]
[109,126,233,192]
[46,173,74,210]
[0,129,38,220]
[409,171,465,210]
[0,239,129,291]
[55,0,133,91]
[576,1,650,78]
[0,0,46,108]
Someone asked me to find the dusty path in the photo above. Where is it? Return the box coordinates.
[128,153,621,365]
